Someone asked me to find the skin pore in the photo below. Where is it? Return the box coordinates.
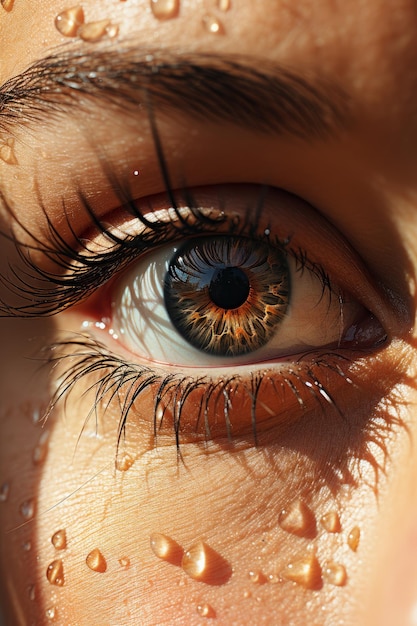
[1,0,417,624]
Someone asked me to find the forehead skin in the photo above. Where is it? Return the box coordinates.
[2,2,417,626]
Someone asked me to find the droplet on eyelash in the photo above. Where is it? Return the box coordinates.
[0,0,14,12]
[323,561,347,586]
[0,137,18,165]
[22,540,32,552]
[54,6,85,37]
[248,570,267,584]
[278,499,316,538]
[78,20,112,42]
[32,429,50,465]
[150,0,180,20]
[320,511,341,534]
[46,560,65,586]
[116,452,135,472]
[196,603,216,618]
[86,548,107,573]
[216,0,231,10]
[182,541,209,580]
[51,529,67,551]
[19,498,35,520]
[118,556,131,569]
[150,533,182,564]
[202,14,224,34]
[28,584,36,601]
[0,482,10,502]
[281,553,322,590]
[45,607,56,621]
[347,526,360,552]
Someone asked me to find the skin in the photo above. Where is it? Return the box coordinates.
[1,0,417,624]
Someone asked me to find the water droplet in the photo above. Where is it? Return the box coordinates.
[243,589,252,598]
[279,499,316,537]
[118,556,131,569]
[51,529,67,550]
[196,603,216,618]
[0,482,10,502]
[20,499,35,520]
[182,540,208,579]
[347,526,360,551]
[150,0,180,20]
[55,6,85,37]
[116,452,135,472]
[281,553,322,589]
[320,511,341,533]
[248,570,267,584]
[323,562,347,586]
[202,14,224,35]
[28,584,36,601]
[45,607,56,621]
[0,137,18,165]
[33,430,50,465]
[31,406,43,425]
[150,533,182,564]
[22,540,32,552]
[78,20,112,42]
[46,560,65,586]
[86,548,107,573]
[216,0,231,10]
[106,23,119,38]
[0,0,14,11]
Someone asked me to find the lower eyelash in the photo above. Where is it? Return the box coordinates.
[44,332,354,452]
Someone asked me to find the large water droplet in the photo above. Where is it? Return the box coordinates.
[51,529,67,550]
[279,499,316,537]
[78,20,112,43]
[46,560,65,586]
[0,0,14,12]
[86,548,107,573]
[320,511,341,533]
[323,561,347,586]
[0,136,18,165]
[150,533,182,564]
[55,6,85,37]
[150,0,180,20]
[281,553,322,589]
[347,526,360,551]
[182,541,208,579]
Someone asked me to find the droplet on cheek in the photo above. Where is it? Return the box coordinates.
[320,511,341,533]
[0,482,10,502]
[86,548,107,573]
[196,603,216,618]
[347,526,360,552]
[0,137,18,165]
[33,430,50,465]
[51,529,67,550]
[78,20,112,43]
[46,560,65,586]
[0,0,14,12]
[116,452,135,472]
[281,553,322,590]
[150,0,180,20]
[55,6,85,37]
[202,14,224,35]
[323,562,347,586]
[278,499,316,538]
[19,498,35,520]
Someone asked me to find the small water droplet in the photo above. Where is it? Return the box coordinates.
[28,584,36,601]
[196,603,216,618]
[86,548,107,573]
[320,511,341,533]
[216,0,231,10]
[347,526,360,551]
[182,540,208,579]
[33,430,50,465]
[45,607,56,621]
[22,540,32,552]
[0,482,10,502]
[31,406,43,425]
[46,560,65,586]
[118,556,130,569]
[0,137,18,165]
[150,533,182,564]
[150,0,180,20]
[79,20,112,42]
[0,0,14,12]
[279,499,316,537]
[51,529,67,551]
[202,14,224,34]
[267,573,282,584]
[20,499,35,520]
[248,570,267,584]
[243,589,252,598]
[281,553,322,589]
[116,452,135,472]
[106,23,119,38]
[55,6,85,37]
[323,562,347,586]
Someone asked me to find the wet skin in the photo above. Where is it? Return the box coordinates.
[1,0,417,624]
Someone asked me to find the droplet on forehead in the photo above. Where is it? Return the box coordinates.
[150,0,180,20]
[55,6,85,37]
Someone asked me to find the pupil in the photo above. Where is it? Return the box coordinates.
[208,266,250,310]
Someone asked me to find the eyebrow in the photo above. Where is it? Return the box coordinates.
[0,45,351,140]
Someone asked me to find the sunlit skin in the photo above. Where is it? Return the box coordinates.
[1,1,417,625]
